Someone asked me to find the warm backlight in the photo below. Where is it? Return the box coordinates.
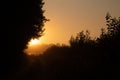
[25,38,49,55]
[29,39,40,46]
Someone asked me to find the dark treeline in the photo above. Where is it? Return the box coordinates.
[35,13,120,80]
[0,0,47,80]
[12,14,120,80]
[0,0,120,79]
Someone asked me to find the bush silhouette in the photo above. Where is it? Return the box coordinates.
[97,13,120,59]
[36,14,120,80]
[10,13,119,80]
[0,0,47,79]
[1,3,120,79]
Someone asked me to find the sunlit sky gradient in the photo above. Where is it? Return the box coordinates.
[39,0,120,44]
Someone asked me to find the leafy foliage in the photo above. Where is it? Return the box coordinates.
[97,13,120,53]
[0,0,47,79]
[1,4,120,79]
[69,30,93,47]
[37,14,120,80]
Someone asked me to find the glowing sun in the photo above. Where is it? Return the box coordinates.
[29,38,40,46]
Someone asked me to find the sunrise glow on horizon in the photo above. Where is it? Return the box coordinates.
[26,0,120,45]
[26,0,120,55]
[40,0,120,44]
[28,39,40,46]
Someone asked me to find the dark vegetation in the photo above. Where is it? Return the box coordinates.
[0,0,47,79]
[37,13,120,80]
[0,0,120,80]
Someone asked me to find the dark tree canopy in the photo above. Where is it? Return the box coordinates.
[1,1,120,79]
[39,14,120,80]
[14,0,47,51]
[0,0,47,77]
[97,13,120,51]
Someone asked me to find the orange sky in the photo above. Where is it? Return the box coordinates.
[38,0,120,45]
[26,0,120,55]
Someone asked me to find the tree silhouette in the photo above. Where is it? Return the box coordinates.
[96,13,120,79]
[36,14,120,80]
[1,3,119,79]
[0,0,47,78]
[97,13,120,54]
[69,30,95,48]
